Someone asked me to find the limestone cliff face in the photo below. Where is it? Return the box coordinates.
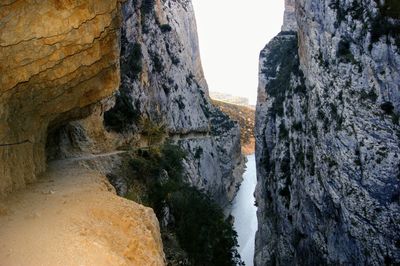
[281,0,297,32]
[255,0,400,265]
[0,0,122,196]
[101,0,244,206]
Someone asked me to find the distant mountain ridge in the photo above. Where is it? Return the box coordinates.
[210,91,255,108]
[212,100,255,155]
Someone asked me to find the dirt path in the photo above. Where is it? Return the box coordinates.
[64,150,127,162]
[0,158,164,266]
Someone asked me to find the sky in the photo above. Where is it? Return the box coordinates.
[191,0,285,105]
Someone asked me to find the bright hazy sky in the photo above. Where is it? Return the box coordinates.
[192,0,285,105]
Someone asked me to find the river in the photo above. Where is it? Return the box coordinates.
[231,154,258,266]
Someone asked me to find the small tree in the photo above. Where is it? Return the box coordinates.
[140,117,167,147]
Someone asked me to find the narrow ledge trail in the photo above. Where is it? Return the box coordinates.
[0,154,164,266]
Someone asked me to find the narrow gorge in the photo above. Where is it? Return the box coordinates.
[1,0,399,265]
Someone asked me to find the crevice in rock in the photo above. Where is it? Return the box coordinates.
[2,26,118,95]
[45,105,95,162]
[0,140,32,147]
[0,7,118,48]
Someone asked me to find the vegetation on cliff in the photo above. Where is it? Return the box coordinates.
[125,140,243,266]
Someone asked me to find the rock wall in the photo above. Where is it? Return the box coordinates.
[212,99,256,155]
[101,0,244,206]
[0,0,243,206]
[0,0,122,196]
[255,0,400,265]
[281,0,297,32]
[0,0,244,264]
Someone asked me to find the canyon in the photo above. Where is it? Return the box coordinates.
[0,0,244,264]
[1,0,399,265]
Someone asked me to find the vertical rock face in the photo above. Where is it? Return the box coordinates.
[103,0,244,206]
[281,0,298,31]
[255,0,400,265]
[0,0,122,197]
[0,0,243,207]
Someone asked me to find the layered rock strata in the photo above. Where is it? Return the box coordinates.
[0,0,122,196]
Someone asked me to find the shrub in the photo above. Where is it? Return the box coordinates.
[127,143,243,266]
[380,101,394,114]
[162,84,171,96]
[151,52,164,73]
[123,43,143,79]
[104,92,140,133]
[175,95,185,110]
[292,122,303,131]
[139,118,167,146]
[370,0,400,46]
[141,0,154,15]
[306,149,316,176]
[171,56,180,65]
[279,185,291,208]
[360,89,378,102]
[194,147,203,159]
[169,188,243,266]
[392,113,399,125]
[296,151,305,168]
[337,39,356,64]
[160,24,172,33]
[380,0,400,20]
[279,123,289,139]
[186,72,195,85]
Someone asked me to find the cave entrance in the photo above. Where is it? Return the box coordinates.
[45,107,93,162]
[45,122,90,162]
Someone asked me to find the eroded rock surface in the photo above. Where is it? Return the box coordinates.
[100,0,245,206]
[255,0,400,265]
[0,0,122,196]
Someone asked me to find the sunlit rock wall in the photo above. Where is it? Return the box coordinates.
[103,0,245,206]
[0,0,122,196]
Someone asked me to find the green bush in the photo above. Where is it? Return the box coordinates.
[122,43,143,79]
[194,146,203,159]
[141,0,154,15]
[279,123,289,139]
[337,39,357,64]
[151,52,164,73]
[380,0,400,20]
[360,89,378,102]
[263,35,297,114]
[370,0,400,46]
[292,122,303,131]
[160,24,172,33]
[104,91,140,133]
[127,143,243,266]
[380,101,394,114]
[139,118,166,146]
[279,185,291,204]
[169,188,243,266]
[175,95,186,110]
